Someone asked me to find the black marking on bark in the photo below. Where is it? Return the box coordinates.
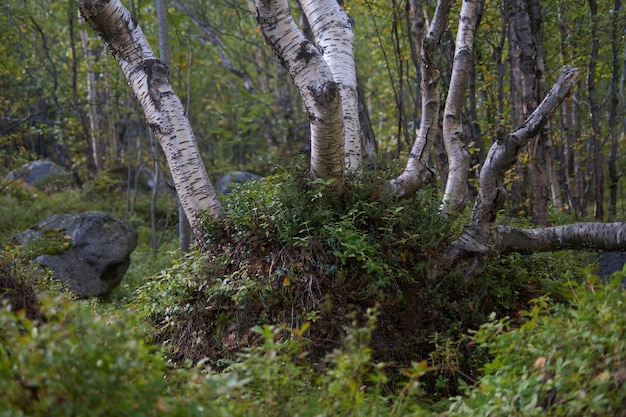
[309,81,339,108]
[295,41,317,65]
[78,0,111,17]
[148,123,163,135]
[137,59,170,112]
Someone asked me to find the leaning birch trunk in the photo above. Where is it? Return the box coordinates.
[443,66,579,276]
[77,0,222,246]
[300,0,362,175]
[440,0,479,215]
[385,0,452,197]
[256,0,345,198]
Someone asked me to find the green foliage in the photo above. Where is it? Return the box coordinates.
[0,294,168,417]
[133,250,210,322]
[447,279,626,416]
[213,163,461,295]
[176,308,432,417]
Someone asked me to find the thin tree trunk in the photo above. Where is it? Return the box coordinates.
[78,0,223,245]
[528,0,553,225]
[385,0,452,197]
[68,0,92,173]
[557,0,578,215]
[608,0,622,217]
[440,0,479,215]
[507,0,552,225]
[587,0,603,220]
[80,29,105,171]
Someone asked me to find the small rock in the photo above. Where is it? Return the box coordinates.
[216,171,262,194]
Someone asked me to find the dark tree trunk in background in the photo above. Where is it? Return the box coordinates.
[608,0,622,218]
[507,0,552,226]
[587,0,603,221]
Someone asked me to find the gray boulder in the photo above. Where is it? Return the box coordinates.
[216,171,262,194]
[7,160,74,193]
[12,212,138,297]
[8,160,67,185]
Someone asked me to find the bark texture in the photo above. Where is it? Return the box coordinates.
[256,0,345,197]
[443,66,579,275]
[499,223,626,254]
[300,0,362,174]
[440,0,479,215]
[77,0,222,245]
[386,0,452,197]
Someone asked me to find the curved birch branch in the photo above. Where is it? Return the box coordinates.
[385,0,452,198]
[442,66,579,274]
[470,66,579,230]
[77,0,222,245]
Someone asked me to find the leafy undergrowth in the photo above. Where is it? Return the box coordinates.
[133,164,594,406]
[448,277,626,416]
[1,164,623,415]
[1,262,624,415]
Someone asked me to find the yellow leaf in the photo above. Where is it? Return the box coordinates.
[282,277,291,287]
[533,356,546,369]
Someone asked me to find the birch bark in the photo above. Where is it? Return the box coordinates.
[385,0,452,197]
[77,0,222,245]
[299,0,362,175]
[440,0,479,215]
[443,66,579,274]
[256,0,344,197]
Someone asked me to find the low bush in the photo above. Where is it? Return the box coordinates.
[447,278,626,416]
[0,294,168,417]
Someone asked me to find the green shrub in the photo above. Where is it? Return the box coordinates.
[447,278,626,416]
[0,294,168,417]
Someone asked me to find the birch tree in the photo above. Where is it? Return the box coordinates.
[76,0,626,280]
[77,0,222,245]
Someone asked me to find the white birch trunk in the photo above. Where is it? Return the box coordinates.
[300,0,362,175]
[385,0,452,197]
[440,0,479,215]
[499,223,626,254]
[77,0,222,245]
[256,0,344,197]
